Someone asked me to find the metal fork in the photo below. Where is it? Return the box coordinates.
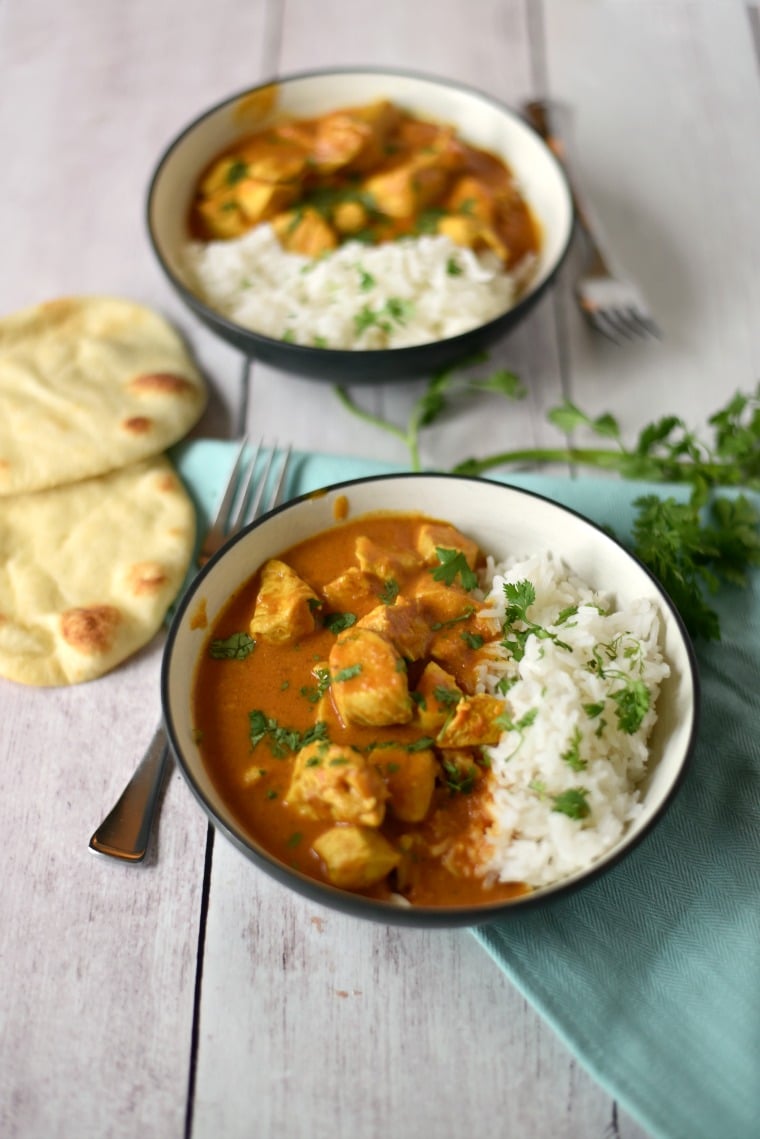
[522,98,661,344]
[88,438,292,862]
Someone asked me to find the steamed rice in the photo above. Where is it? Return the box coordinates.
[182,225,534,350]
[474,551,670,890]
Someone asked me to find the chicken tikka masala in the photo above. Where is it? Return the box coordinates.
[190,98,540,272]
[193,511,528,907]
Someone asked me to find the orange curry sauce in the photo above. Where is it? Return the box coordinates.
[192,513,529,907]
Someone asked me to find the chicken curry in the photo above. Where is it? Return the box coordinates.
[193,511,529,907]
[190,98,540,271]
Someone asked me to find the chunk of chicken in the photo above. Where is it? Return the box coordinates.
[414,577,498,637]
[249,559,320,645]
[309,100,402,174]
[287,742,387,826]
[236,179,300,224]
[413,661,463,735]
[313,825,400,889]
[362,131,458,218]
[195,194,250,239]
[237,138,308,184]
[272,206,338,257]
[436,693,505,748]
[438,213,508,263]
[329,628,413,727]
[376,745,437,823]
[357,597,432,661]
[415,522,481,570]
[444,175,498,223]
[321,566,380,615]
[200,143,306,196]
[355,535,423,580]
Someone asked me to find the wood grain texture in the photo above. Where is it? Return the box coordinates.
[1,0,755,1136]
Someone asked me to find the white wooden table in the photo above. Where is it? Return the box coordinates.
[2,2,759,1136]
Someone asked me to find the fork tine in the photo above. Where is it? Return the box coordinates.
[227,439,263,532]
[268,445,292,511]
[211,435,249,529]
[627,308,662,339]
[245,442,293,524]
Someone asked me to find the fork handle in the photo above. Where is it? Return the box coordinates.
[522,98,614,276]
[88,723,170,862]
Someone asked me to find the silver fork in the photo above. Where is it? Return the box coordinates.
[522,98,661,344]
[88,438,292,862]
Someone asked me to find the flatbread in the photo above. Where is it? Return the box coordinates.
[0,454,195,685]
[0,295,207,496]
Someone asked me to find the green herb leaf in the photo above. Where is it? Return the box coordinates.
[431,548,479,590]
[552,788,591,819]
[561,726,586,771]
[323,611,357,634]
[209,632,255,660]
[379,578,400,605]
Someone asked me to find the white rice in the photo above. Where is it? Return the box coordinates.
[182,225,533,350]
[475,551,670,889]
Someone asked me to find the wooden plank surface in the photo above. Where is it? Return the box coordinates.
[1,1,756,1136]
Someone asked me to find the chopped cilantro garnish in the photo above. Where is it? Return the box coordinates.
[332,663,363,682]
[323,611,357,633]
[441,758,477,794]
[433,685,460,709]
[378,578,400,605]
[610,679,650,734]
[561,726,586,772]
[407,736,436,752]
[300,666,331,704]
[225,160,249,185]
[248,711,328,757]
[357,266,376,291]
[430,548,479,590]
[209,632,255,660]
[552,788,591,820]
[501,580,572,661]
[461,631,484,649]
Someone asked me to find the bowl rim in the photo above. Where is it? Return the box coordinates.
[161,471,700,927]
[145,64,575,370]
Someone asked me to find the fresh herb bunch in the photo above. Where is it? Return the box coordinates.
[333,371,760,640]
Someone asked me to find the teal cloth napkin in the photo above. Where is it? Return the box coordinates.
[172,440,760,1139]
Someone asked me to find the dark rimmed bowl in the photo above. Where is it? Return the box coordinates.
[161,474,699,928]
[146,67,574,383]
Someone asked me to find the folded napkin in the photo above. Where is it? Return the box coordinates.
[172,440,760,1139]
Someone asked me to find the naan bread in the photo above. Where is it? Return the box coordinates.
[0,455,195,685]
[0,295,207,496]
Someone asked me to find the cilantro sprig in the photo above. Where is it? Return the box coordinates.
[500,581,572,662]
[334,366,760,640]
[430,548,479,591]
[334,356,524,471]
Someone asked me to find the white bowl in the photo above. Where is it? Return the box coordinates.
[162,474,698,926]
[147,68,574,383]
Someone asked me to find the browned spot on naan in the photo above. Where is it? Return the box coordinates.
[61,605,122,655]
[39,298,78,327]
[128,562,168,596]
[122,416,153,435]
[128,372,196,397]
[156,473,178,493]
